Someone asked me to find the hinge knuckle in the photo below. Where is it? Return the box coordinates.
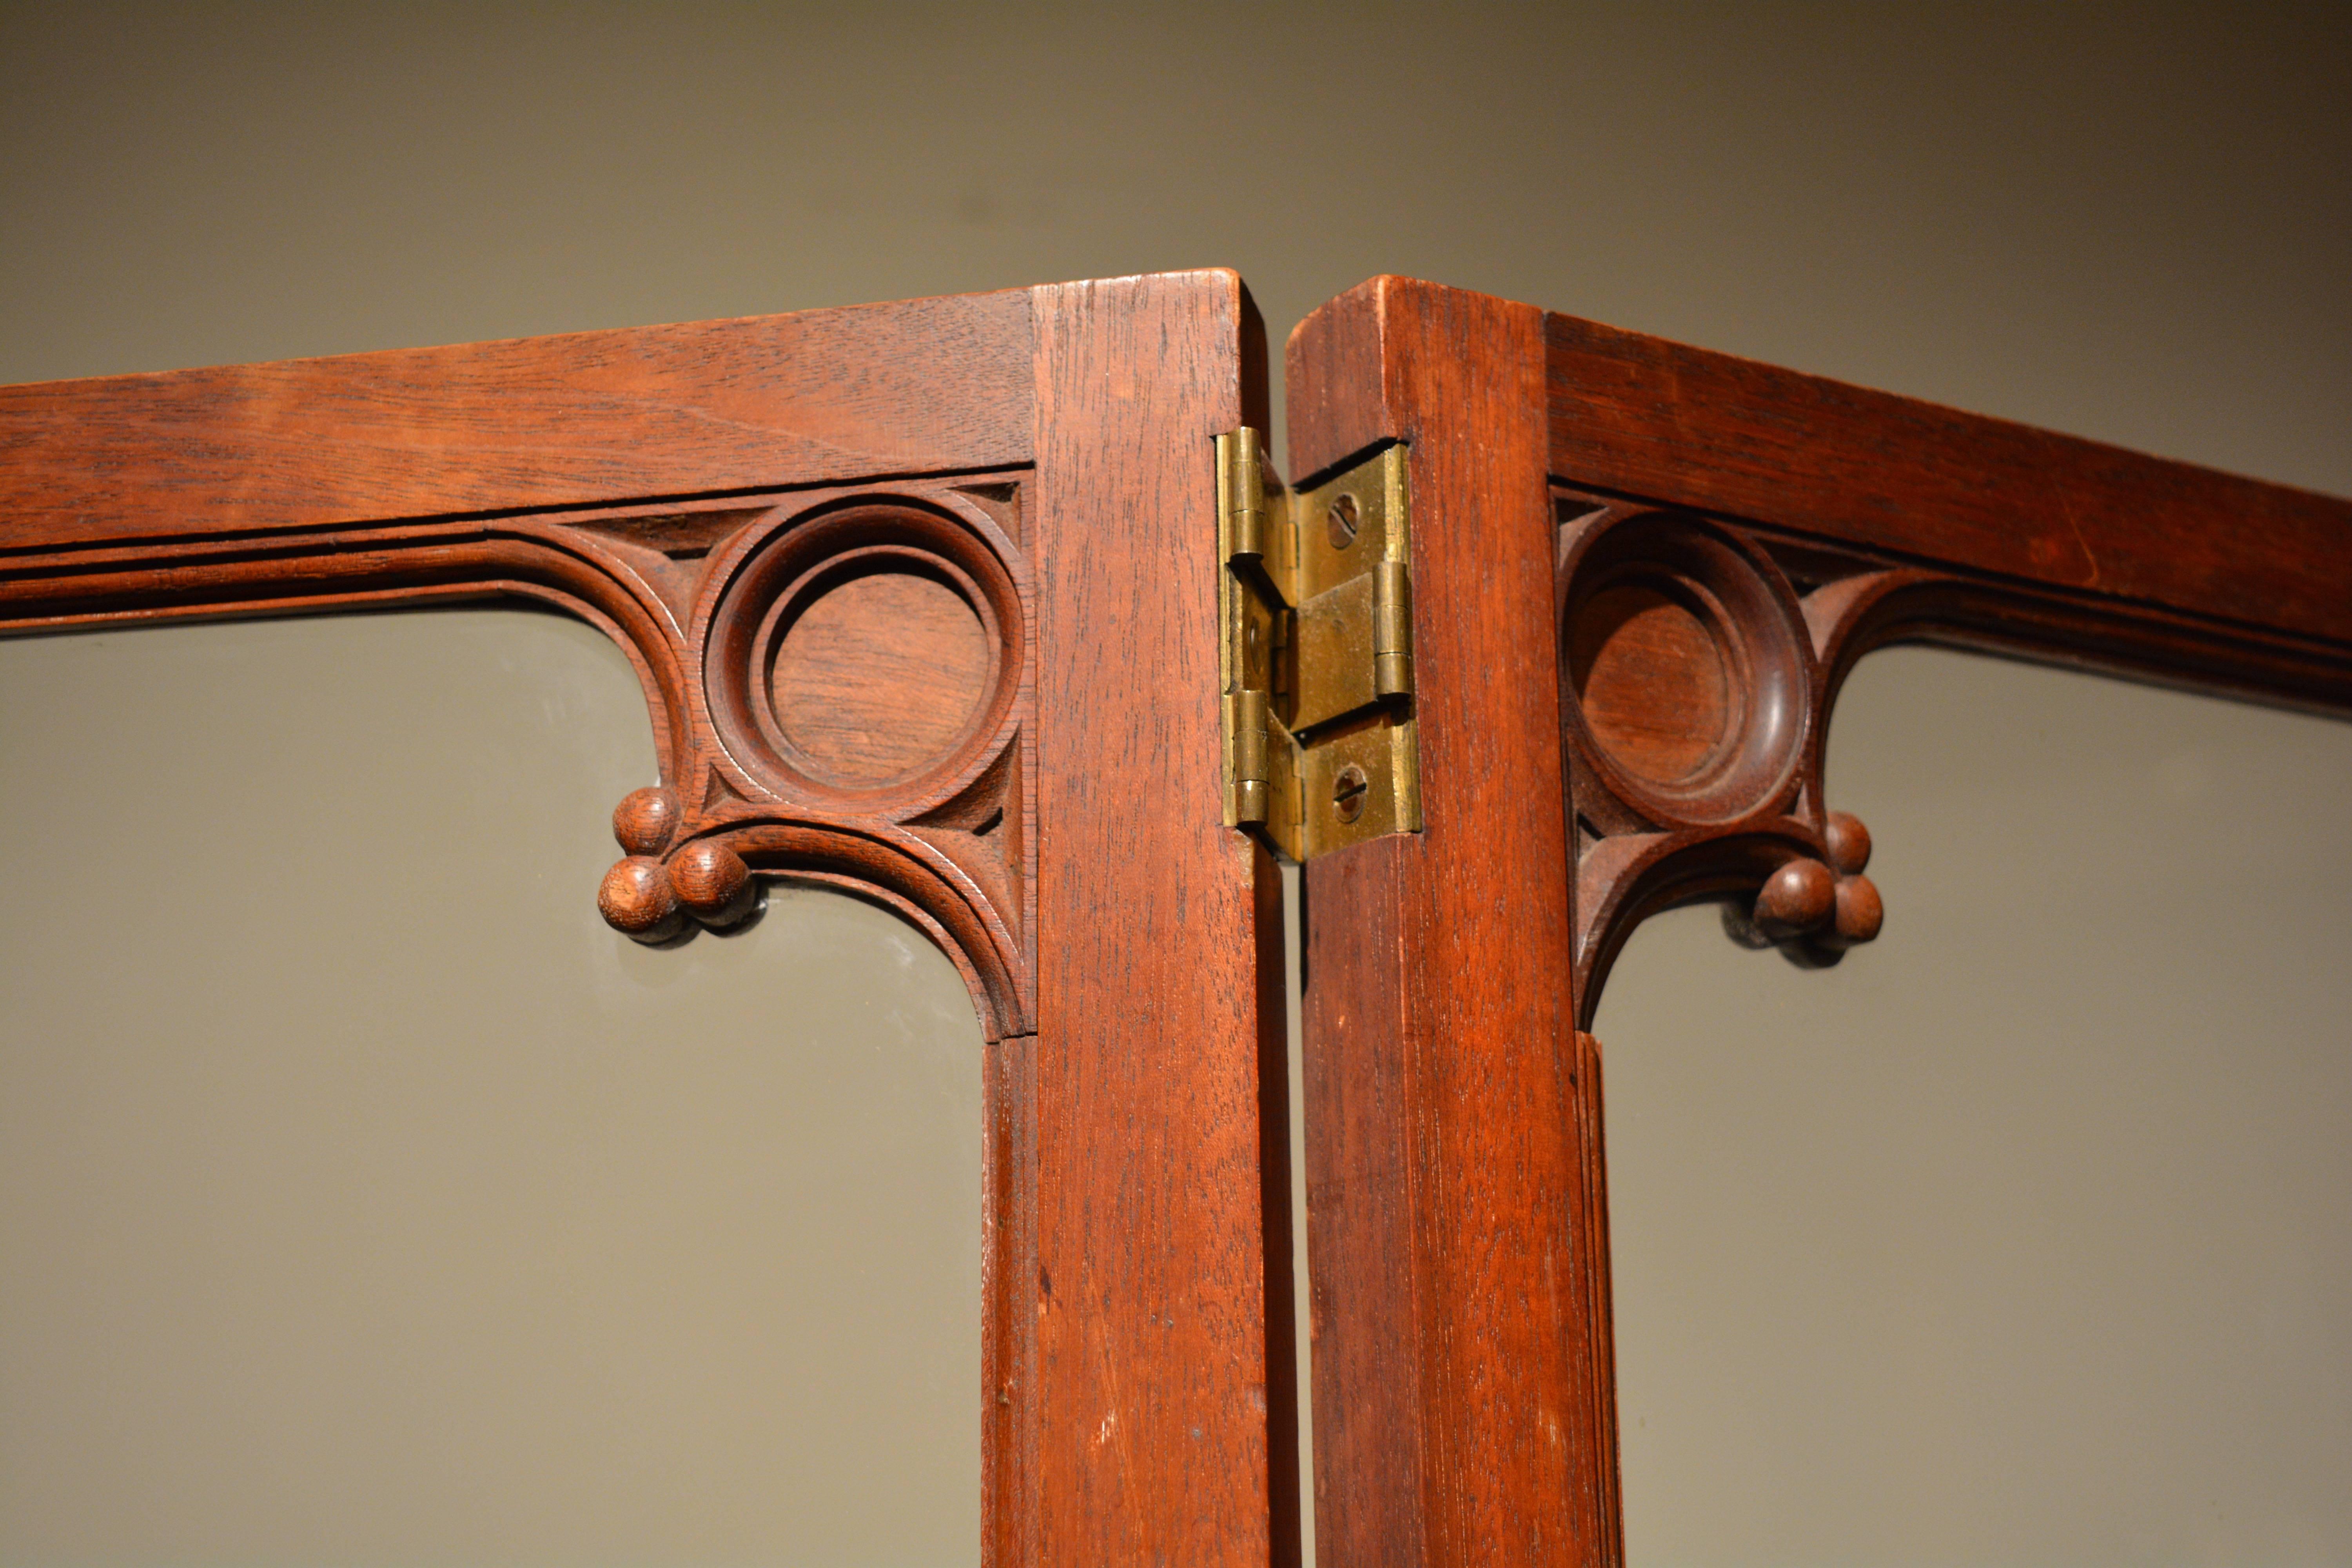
[1373,557,1413,697]
[1217,428,1270,562]
[1224,689,1270,826]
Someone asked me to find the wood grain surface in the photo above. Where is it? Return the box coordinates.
[1547,312,2352,650]
[0,273,1291,1568]
[27,263,2336,1566]
[1547,307,2352,1009]
[1028,270,1295,1568]
[1287,275,2352,1568]
[768,566,995,784]
[0,290,1033,551]
[1290,276,1619,1566]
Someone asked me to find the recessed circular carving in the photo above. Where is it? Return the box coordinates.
[703,498,1022,804]
[1568,584,1730,784]
[769,565,992,785]
[1558,510,1811,826]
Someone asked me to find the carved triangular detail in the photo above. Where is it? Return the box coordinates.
[702,764,748,813]
[569,507,773,624]
[571,507,771,558]
[952,481,1022,543]
[907,739,1023,943]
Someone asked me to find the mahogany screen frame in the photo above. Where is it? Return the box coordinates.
[7,269,2350,1566]
[1288,275,2352,1566]
[0,271,1297,1568]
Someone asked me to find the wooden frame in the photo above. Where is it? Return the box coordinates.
[1288,275,2352,1566]
[9,268,2347,1564]
[0,272,1295,1567]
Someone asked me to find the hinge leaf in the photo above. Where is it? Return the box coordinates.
[1217,430,1421,861]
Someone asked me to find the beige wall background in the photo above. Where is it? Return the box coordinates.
[4,3,2347,1563]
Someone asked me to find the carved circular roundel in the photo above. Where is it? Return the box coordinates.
[705,498,1023,805]
[1561,510,1809,828]
[1558,502,1887,1002]
[585,485,1033,1036]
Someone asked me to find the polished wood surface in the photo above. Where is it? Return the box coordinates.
[1289,275,1617,1566]
[0,292,1033,551]
[1549,308,2352,1008]
[16,264,2345,1564]
[0,273,1293,1568]
[1294,275,2352,1566]
[1543,299,2352,1559]
[1027,274,1293,1568]
[1546,312,2352,652]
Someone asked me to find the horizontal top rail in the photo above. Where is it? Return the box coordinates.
[1546,311,2352,652]
[0,289,1036,553]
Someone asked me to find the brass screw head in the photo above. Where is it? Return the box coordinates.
[1332,762,1369,823]
[1326,492,1361,550]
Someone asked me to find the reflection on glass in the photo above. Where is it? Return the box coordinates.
[0,612,983,1564]
[1600,646,2352,1565]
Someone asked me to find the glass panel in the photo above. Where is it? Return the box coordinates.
[1602,645,2352,1565]
[0,612,982,1564]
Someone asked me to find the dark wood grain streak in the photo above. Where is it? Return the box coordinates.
[1546,312,2352,650]
[1291,276,1615,1565]
[1029,272,1292,1567]
[0,290,1033,551]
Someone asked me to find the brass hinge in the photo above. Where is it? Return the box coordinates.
[1218,428,1422,862]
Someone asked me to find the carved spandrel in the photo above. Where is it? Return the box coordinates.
[1555,474,2352,1021]
[1556,494,1884,1014]
[568,479,1036,1040]
[0,471,1037,1036]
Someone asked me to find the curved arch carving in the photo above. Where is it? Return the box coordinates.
[1556,497,1883,1020]
[1557,485,2352,1025]
[0,474,1038,1040]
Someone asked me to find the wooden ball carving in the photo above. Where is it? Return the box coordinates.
[671,838,753,924]
[1825,810,1873,875]
[599,855,684,942]
[1755,857,1836,934]
[612,786,680,855]
[1833,874,1884,945]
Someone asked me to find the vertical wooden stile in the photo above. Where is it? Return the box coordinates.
[1289,278,1622,1566]
[1028,272,1297,1568]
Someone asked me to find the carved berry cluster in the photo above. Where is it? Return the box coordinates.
[596,786,759,944]
[1740,810,1884,962]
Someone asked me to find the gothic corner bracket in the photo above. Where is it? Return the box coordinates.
[0,473,1039,1042]
[578,478,1038,1042]
[1556,494,1906,1022]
